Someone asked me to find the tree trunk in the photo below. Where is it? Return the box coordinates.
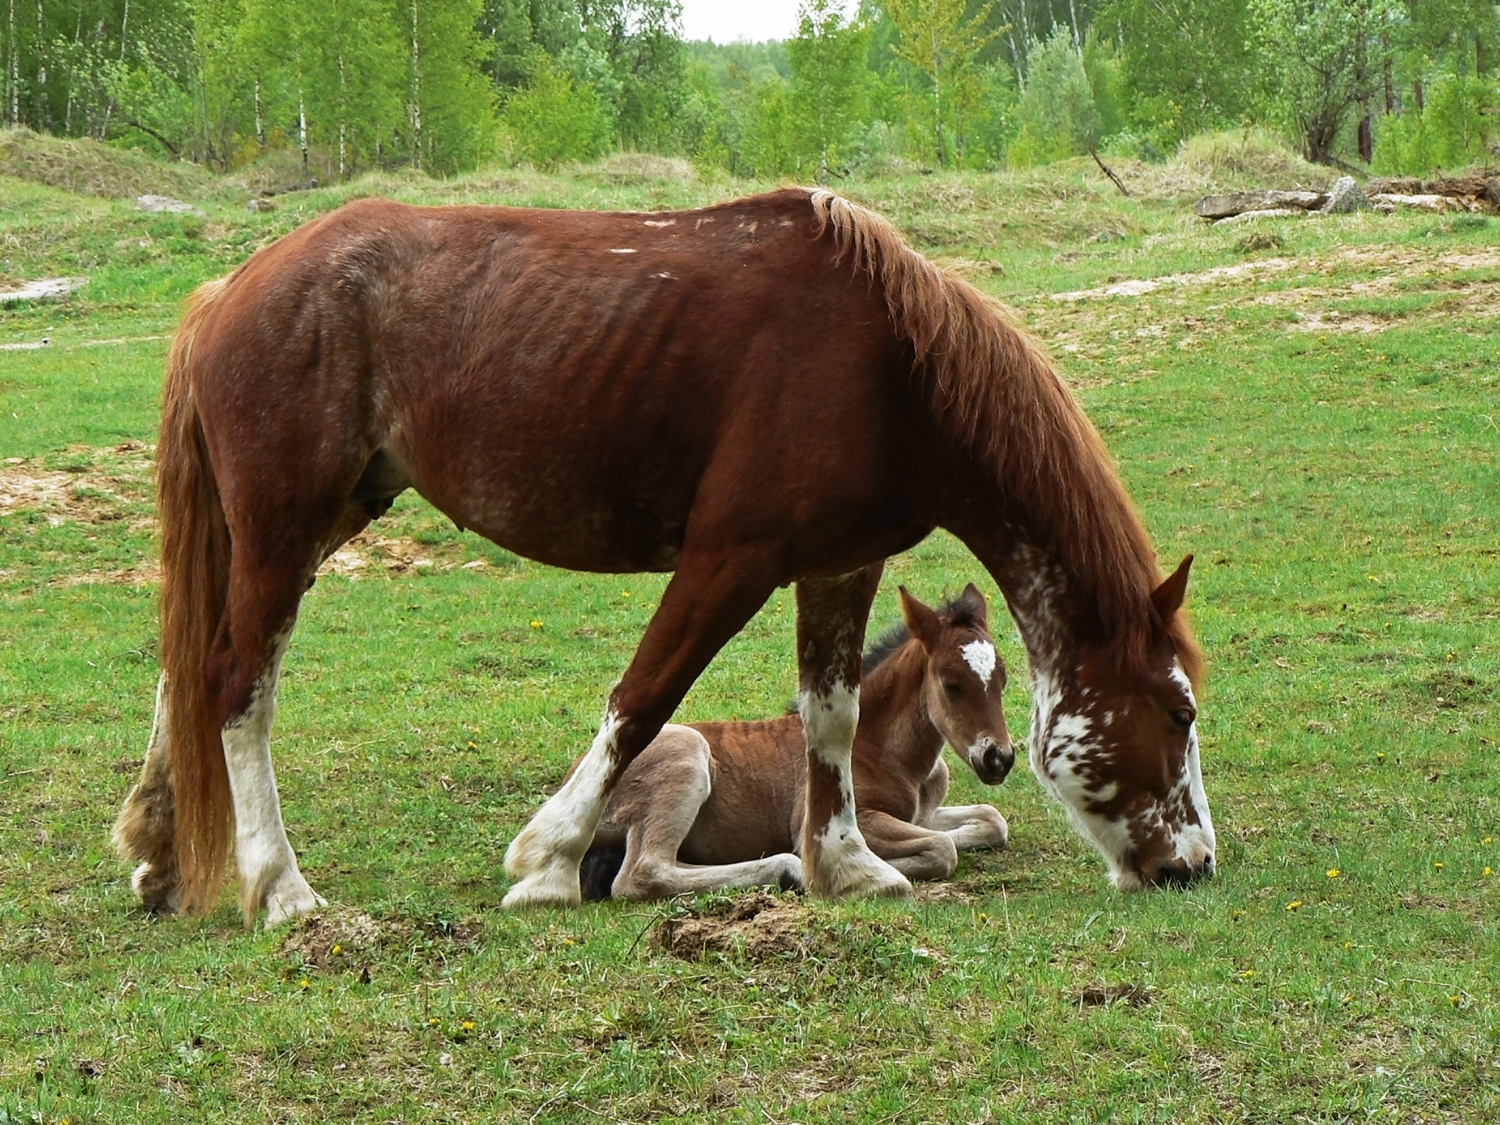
[338,54,346,179]
[255,74,264,149]
[1414,78,1424,112]
[410,0,421,171]
[1358,107,1372,163]
[8,0,18,128]
[299,90,308,172]
[35,0,48,129]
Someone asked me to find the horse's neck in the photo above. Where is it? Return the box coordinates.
[990,541,1077,679]
[858,644,944,782]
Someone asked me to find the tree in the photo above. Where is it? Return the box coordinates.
[884,0,1000,168]
[1249,0,1405,164]
[1007,26,1100,167]
[786,0,869,177]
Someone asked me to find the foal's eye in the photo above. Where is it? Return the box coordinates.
[1170,707,1196,729]
[942,680,963,696]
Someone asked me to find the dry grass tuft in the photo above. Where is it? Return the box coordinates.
[0,125,213,200]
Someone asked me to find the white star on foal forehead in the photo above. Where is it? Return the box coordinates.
[960,639,997,685]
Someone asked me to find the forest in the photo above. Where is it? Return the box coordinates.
[1,1,1498,186]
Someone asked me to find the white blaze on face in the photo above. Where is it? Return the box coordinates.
[960,639,998,690]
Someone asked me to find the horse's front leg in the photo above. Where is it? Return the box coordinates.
[504,551,779,908]
[857,809,960,882]
[796,565,912,900]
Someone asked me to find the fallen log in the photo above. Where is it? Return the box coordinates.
[1193,189,1326,219]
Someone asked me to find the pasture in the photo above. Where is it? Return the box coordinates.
[1,142,1496,1122]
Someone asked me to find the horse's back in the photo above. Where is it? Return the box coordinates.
[677,716,806,864]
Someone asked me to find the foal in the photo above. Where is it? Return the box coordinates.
[580,585,1014,901]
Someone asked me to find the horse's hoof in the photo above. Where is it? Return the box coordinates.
[502,865,583,909]
[259,872,327,929]
[132,862,184,915]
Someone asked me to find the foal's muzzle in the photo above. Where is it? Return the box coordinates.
[972,738,1015,785]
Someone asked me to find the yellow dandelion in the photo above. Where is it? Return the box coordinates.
[1484,837,1493,846]
[1450,995,1461,1006]
[1240,969,1256,978]
[1435,862,1444,870]
[1484,867,1492,877]
[1376,752,1386,761]
[1344,941,1352,950]
[562,938,575,947]
[1286,900,1303,912]
[331,944,342,956]
[977,912,988,923]
[1327,868,1341,878]
[620,591,630,598]
[462,1021,475,1032]
[467,741,476,748]
[1446,652,1455,662]
[429,1017,441,1027]
[299,978,310,990]
[529,620,543,629]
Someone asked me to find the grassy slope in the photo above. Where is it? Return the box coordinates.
[0,134,1495,1123]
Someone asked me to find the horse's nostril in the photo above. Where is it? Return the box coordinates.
[983,744,1013,778]
[1154,860,1192,887]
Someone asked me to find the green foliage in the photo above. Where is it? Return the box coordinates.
[500,50,613,168]
[1008,28,1100,168]
[786,0,871,177]
[1103,0,1257,148]
[1374,71,1499,173]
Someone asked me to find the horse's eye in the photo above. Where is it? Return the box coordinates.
[1170,707,1196,728]
[942,680,963,695]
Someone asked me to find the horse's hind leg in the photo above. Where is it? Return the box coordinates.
[610,726,802,900]
[857,809,960,882]
[923,805,1010,852]
[796,565,912,900]
[113,675,181,912]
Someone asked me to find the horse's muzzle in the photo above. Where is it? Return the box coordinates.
[1151,853,1216,887]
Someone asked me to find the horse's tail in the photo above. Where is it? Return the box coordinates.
[157,275,235,916]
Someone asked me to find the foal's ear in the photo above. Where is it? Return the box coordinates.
[957,582,989,628]
[1150,555,1194,622]
[898,586,941,648]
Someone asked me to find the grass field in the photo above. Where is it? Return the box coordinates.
[1,133,1497,1123]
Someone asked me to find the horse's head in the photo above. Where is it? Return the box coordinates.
[899,584,1015,786]
[1029,556,1216,889]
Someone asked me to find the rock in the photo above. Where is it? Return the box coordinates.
[1368,193,1450,213]
[0,277,88,302]
[1319,175,1369,213]
[1213,208,1302,225]
[246,197,275,213]
[135,194,205,216]
[1194,190,1326,219]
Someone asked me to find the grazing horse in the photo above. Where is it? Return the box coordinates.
[580,585,1013,901]
[113,187,1214,928]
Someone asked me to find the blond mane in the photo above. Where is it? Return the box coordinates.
[808,190,1201,684]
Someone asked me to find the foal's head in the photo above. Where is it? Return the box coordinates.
[1028,556,1215,890]
[897,584,1014,785]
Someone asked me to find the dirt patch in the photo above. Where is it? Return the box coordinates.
[282,905,484,976]
[318,532,436,577]
[1075,983,1154,1008]
[652,889,819,962]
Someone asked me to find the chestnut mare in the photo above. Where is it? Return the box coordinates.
[113,187,1214,927]
[580,585,1013,901]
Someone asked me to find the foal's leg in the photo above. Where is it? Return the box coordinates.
[504,552,779,908]
[113,675,181,912]
[797,566,912,900]
[856,809,961,882]
[609,726,802,900]
[922,805,1010,852]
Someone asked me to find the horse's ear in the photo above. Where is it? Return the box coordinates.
[898,586,941,648]
[958,582,989,628]
[1150,555,1194,622]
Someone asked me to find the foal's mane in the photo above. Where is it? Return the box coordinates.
[862,594,988,677]
[809,190,1201,685]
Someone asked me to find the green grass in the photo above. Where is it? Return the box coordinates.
[1,147,1497,1123]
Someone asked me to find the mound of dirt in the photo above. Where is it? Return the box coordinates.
[652,889,818,961]
[283,905,484,976]
[0,126,213,200]
[1129,129,1329,201]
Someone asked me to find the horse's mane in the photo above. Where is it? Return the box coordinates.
[862,593,989,677]
[809,190,1202,686]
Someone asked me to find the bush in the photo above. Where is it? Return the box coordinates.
[1008,28,1101,168]
[500,52,615,170]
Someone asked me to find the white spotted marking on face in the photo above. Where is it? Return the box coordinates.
[960,639,997,688]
